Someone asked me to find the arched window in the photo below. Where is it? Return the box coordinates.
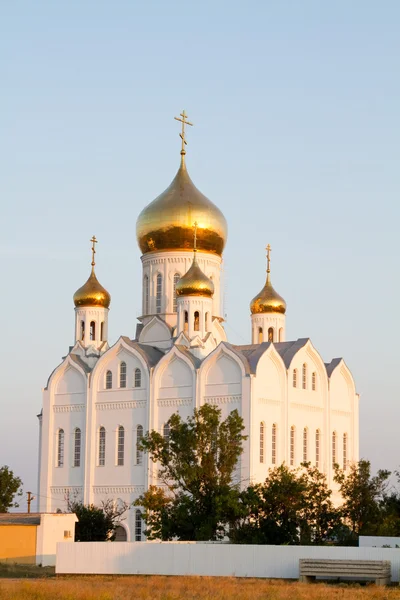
[194,311,200,331]
[312,372,316,391]
[119,362,127,388]
[136,425,143,465]
[302,363,307,389]
[184,310,188,333]
[163,423,170,442]
[74,428,81,468]
[134,368,141,388]
[332,431,337,468]
[80,321,85,341]
[259,422,265,463]
[135,509,142,541]
[290,426,295,466]
[105,370,112,390]
[268,327,274,342]
[57,429,64,467]
[303,427,308,462]
[272,423,277,465]
[343,433,348,471]
[205,312,209,332]
[316,429,320,469]
[90,321,96,341]
[99,426,106,466]
[279,327,284,342]
[173,273,180,312]
[100,321,104,342]
[117,426,124,466]
[156,273,162,314]
[293,369,297,388]
[143,275,149,314]
[258,327,263,343]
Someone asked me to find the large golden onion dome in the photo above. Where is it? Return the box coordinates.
[73,236,111,309]
[250,245,286,315]
[176,251,214,298]
[136,156,227,256]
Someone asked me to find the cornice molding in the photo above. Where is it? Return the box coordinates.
[157,397,192,407]
[50,486,83,495]
[204,395,241,405]
[96,400,146,411]
[93,486,144,494]
[53,404,85,413]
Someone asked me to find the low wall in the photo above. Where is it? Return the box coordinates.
[57,542,400,581]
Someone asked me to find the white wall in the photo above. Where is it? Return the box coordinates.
[57,542,400,581]
[36,513,77,566]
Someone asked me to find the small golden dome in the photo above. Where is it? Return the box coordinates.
[136,157,227,256]
[250,244,286,315]
[176,252,214,298]
[73,267,111,309]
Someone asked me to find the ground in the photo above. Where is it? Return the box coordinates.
[1,565,400,599]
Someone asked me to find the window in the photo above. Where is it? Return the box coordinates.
[258,327,263,343]
[268,327,274,342]
[343,433,348,471]
[332,431,337,468]
[74,428,81,468]
[272,423,277,465]
[57,429,64,467]
[259,422,265,463]
[184,311,188,333]
[302,363,307,389]
[316,429,320,469]
[303,428,308,462]
[293,369,297,388]
[99,427,106,466]
[90,321,96,341]
[80,321,85,341]
[105,370,112,389]
[173,273,180,312]
[194,311,200,331]
[117,426,124,466]
[290,426,295,466]
[312,372,316,391]
[119,362,127,388]
[156,273,162,314]
[135,509,142,541]
[163,423,170,442]
[136,425,143,465]
[279,327,284,342]
[143,275,149,314]
[205,312,209,332]
[134,368,141,388]
[100,321,104,341]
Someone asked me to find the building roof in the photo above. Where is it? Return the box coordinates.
[122,337,165,369]
[0,513,41,525]
[325,357,343,378]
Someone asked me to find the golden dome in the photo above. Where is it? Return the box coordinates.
[136,156,227,256]
[73,267,111,309]
[176,252,214,298]
[250,245,286,315]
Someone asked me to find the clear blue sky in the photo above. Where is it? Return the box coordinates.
[1,1,399,510]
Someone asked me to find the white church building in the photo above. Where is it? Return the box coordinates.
[38,115,359,541]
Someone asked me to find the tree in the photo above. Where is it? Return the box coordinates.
[135,404,247,541]
[67,498,128,541]
[0,465,23,512]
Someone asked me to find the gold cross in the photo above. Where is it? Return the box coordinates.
[174,110,193,155]
[266,244,271,274]
[90,235,98,267]
[193,222,198,252]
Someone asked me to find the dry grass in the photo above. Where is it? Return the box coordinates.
[1,576,400,600]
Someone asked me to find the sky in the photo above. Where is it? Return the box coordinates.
[0,1,399,511]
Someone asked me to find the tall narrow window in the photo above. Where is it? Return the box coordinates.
[205,312,209,332]
[117,426,124,466]
[74,428,81,468]
[268,327,274,342]
[57,429,64,467]
[163,423,170,442]
[184,310,188,333]
[80,321,85,341]
[332,431,337,468]
[290,426,295,466]
[119,362,127,388]
[99,426,106,466]
[258,327,263,343]
[135,509,142,541]
[259,422,265,463]
[343,433,348,471]
[143,275,149,314]
[279,327,284,342]
[303,427,308,462]
[136,425,143,465]
[100,321,104,341]
[105,370,112,390]
[156,273,162,314]
[316,429,320,469]
[194,311,200,331]
[312,372,316,391]
[272,423,277,465]
[90,321,96,341]
[134,368,141,388]
[302,363,307,389]
[173,273,180,312]
[293,369,297,388]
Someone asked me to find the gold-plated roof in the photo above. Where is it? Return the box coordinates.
[136,156,228,256]
[176,251,214,298]
[73,236,111,309]
[250,245,286,315]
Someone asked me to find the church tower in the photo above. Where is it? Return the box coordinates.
[250,244,286,344]
[73,236,111,348]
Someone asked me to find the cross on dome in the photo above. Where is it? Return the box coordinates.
[90,235,98,267]
[174,110,193,156]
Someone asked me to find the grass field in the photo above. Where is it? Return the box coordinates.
[1,574,400,600]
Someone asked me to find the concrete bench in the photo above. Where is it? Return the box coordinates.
[299,559,391,586]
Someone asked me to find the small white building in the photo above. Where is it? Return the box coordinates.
[38,128,359,541]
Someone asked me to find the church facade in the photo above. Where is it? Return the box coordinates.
[38,117,359,541]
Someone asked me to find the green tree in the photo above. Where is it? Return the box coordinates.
[0,465,23,512]
[135,404,247,541]
[67,498,128,541]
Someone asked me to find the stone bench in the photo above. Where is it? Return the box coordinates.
[299,559,391,586]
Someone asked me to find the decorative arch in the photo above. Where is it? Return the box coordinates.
[153,345,196,398]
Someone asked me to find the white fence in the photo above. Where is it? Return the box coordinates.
[57,542,400,580]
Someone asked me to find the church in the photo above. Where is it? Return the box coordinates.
[37,112,359,541]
